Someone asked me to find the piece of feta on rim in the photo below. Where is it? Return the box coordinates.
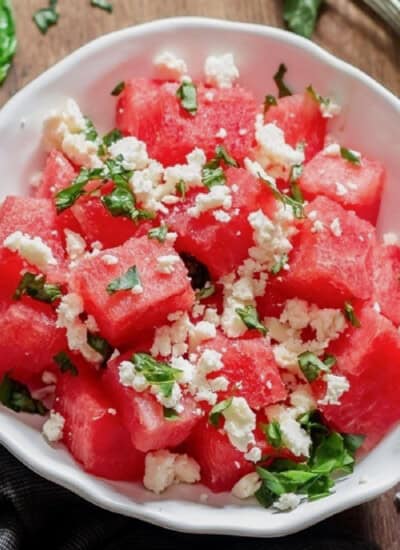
[42,411,65,443]
[204,53,239,89]
[153,51,188,81]
[143,450,200,494]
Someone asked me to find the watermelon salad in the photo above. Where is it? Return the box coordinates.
[0,50,399,512]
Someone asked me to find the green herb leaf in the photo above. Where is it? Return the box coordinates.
[175,179,187,198]
[298,351,336,382]
[132,353,182,397]
[289,162,304,206]
[0,0,17,86]
[176,81,198,115]
[102,187,136,219]
[84,117,99,142]
[298,411,329,435]
[236,305,267,336]
[91,0,113,13]
[148,224,169,243]
[270,254,288,276]
[55,167,104,212]
[14,272,62,303]
[258,173,305,219]
[209,397,233,427]
[264,94,278,114]
[264,421,283,448]
[311,432,348,474]
[202,165,226,188]
[342,433,365,454]
[106,265,141,295]
[306,474,334,500]
[283,0,323,39]
[53,351,78,376]
[340,147,361,166]
[0,373,47,415]
[215,145,238,167]
[163,407,179,420]
[87,333,113,363]
[343,301,361,327]
[111,81,125,96]
[273,63,292,98]
[195,283,216,301]
[102,128,123,147]
[33,1,59,34]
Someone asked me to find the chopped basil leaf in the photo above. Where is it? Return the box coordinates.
[258,174,305,219]
[33,1,59,34]
[215,145,238,167]
[340,147,361,166]
[283,0,323,39]
[0,373,47,415]
[55,167,104,212]
[106,265,141,295]
[102,187,136,218]
[14,272,62,303]
[298,411,329,435]
[273,63,292,98]
[84,117,99,142]
[103,157,133,187]
[298,351,336,382]
[163,407,179,420]
[111,81,125,96]
[132,353,182,397]
[264,421,282,448]
[264,94,278,114]
[102,128,123,147]
[290,181,304,205]
[209,397,233,427]
[343,301,361,327]
[91,0,113,13]
[306,84,331,111]
[270,254,288,276]
[53,351,78,376]
[148,224,169,243]
[236,305,267,336]
[87,332,113,364]
[202,165,226,188]
[195,283,216,301]
[342,433,365,454]
[0,0,17,86]
[175,179,187,198]
[176,81,198,115]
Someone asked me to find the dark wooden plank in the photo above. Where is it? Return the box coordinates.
[0,1,399,547]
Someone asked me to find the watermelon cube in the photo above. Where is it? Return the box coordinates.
[70,235,194,347]
[299,150,385,224]
[116,79,257,166]
[282,196,376,307]
[203,333,286,410]
[0,298,67,380]
[55,367,144,480]
[264,93,327,162]
[102,353,200,452]
[35,150,77,199]
[167,167,276,279]
[315,304,400,452]
[373,244,400,326]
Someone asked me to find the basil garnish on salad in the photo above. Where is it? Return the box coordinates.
[132,353,182,398]
[106,265,141,295]
[176,81,198,115]
[14,272,62,304]
[209,398,233,427]
[273,63,292,98]
[283,0,323,39]
[236,305,267,336]
[54,351,78,376]
[0,373,47,415]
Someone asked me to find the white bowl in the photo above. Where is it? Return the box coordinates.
[0,16,399,538]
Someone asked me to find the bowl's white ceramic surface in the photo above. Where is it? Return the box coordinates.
[0,16,399,538]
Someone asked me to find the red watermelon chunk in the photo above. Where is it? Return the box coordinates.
[373,244,400,326]
[264,93,327,162]
[35,150,77,199]
[167,167,275,279]
[102,353,200,452]
[299,150,385,224]
[55,367,144,480]
[201,333,286,410]
[70,235,194,347]
[116,79,257,166]
[314,304,400,452]
[0,298,66,380]
[282,196,376,308]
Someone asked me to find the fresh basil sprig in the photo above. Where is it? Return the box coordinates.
[283,0,323,39]
[209,398,233,427]
[236,304,267,336]
[0,373,48,415]
[132,353,182,398]
[176,81,198,115]
[14,272,62,303]
[273,63,292,98]
[202,145,238,189]
[298,351,336,382]
[54,351,78,376]
[106,265,141,295]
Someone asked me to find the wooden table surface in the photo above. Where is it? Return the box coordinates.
[0,1,399,548]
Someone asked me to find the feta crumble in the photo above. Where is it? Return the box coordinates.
[213,209,232,223]
[153,51,188,81]
[318,374,350,406]
[4,231,57,271]
[42,411,65,443]
[204,53,239,88]
[143,450,200,494]
[222,396,256,452]
[188,185,232,218]
[215,127,228,139]
[109,137,149,170]
[65,229,86,263]
[156,255,181,274]
[273,492,301,511]
[330,217,342,237]
[232,472,261,499]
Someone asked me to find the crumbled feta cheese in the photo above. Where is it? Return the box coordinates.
[244,446,262,463]
[222,396,256,452]
[101,254,119,265]
[244,157,275,185]
[189,321,217,349]
[192,303,206,318]
[156,254,181,274]
[335,182,348,196]
[152,381,182,409]
[189,349,224,405]
[273,492,301,511]
[320,99,341,119]
[4,231,57,271]
[213,209,232,223]
[151,312,191,357]
[266,405,312,457]
[204,53,239,88]
[119,360,150,392]
[143,450,200,494]
[309,306,346,343]
[216,127,228,139]
[311,220,324,233]
[65,229,86,263]
[330,217,342,237]
[42,411,65,443]
[383,232,399,246]
[280,299,310,330]
[232,472,261,499]
[290,385,317,414]
[158,148,206,202]
[253,116,305,179]
[131,283,143,295]
[323,143,341,157]
[56,293,102,363]
[109,137,149,170]
[85,314,99,333]
[153,51,188,81]
[318,374,350,406]
[188,185,232,218]
[204,307,221,327]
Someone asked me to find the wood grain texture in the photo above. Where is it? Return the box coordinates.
[0,0,399,547]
